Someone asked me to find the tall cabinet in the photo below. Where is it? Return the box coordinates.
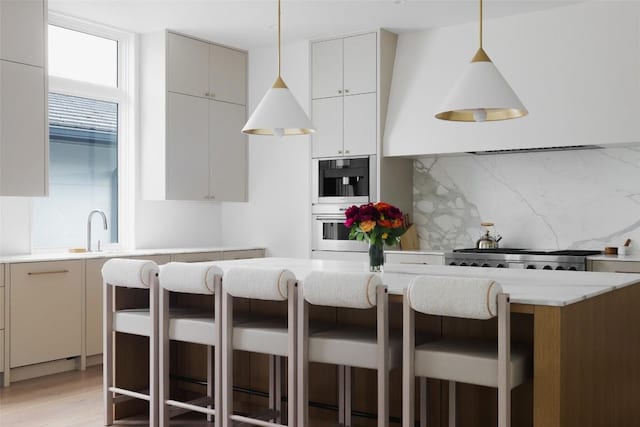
[0,0,48,196]
[310,30,413,215]
[140,31,247,202]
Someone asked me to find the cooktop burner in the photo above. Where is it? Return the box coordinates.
[446,248,602,271]
[453,248,601,256]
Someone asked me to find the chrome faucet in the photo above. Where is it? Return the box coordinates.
[87,209,108,252]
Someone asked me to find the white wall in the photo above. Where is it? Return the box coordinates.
[0,197,31,254]
[221,41,312,258]
[385,1,640,156]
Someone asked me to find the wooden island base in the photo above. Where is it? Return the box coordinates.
[111,283,640,426]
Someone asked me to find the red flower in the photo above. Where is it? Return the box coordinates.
[358,203,380,222]
[378,219,393,228]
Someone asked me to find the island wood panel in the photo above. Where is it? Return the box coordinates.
[534,282,640,427]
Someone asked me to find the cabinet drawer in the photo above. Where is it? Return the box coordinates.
[0,264,4,286]
[0,287,4,330]
[590,260,640,273]
[171,252,223,263]
[223,249,265,260]
[385,252,444,266]
[10,260,82,368]
[0,332,4,372]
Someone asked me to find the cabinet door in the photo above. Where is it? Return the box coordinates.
[0,60,47,196]
[343,93,377,156]
[166,92,210,200]
[0,0,45,67]
[172,252,224,263]
[343,33,377,96]
[210,45,247,106]
[167,33,210,98]
[85,258,108,356]
[311,97,343,158]
[590,260,640,273]
[209,101,247,202]
[311,38,343,99]
[10,261,82,368]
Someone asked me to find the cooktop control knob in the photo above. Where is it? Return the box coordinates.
[543,265,552,270]
[496,264,505,268]
[526,265,536,269]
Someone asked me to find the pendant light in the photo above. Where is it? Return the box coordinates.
[435,0,528,122]
[242,0,314,136]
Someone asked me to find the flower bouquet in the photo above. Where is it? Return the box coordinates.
[344,202,406,272]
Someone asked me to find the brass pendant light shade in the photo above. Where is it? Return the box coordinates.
[435,0,528,122]
[242,0,315,136]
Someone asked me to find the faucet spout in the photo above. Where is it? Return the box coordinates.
[87,209,108,252]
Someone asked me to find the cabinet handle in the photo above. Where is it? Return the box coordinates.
[345,89,350,94]
[345,150,350,154]
[338,150,343,154]
[338,90,343,94]
[28,270,70,276]
[205,92,210,97]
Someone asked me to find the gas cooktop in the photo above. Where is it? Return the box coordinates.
[445,248,602,271]
[453,248,602,256]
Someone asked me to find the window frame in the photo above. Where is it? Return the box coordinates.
[33,13,136,251]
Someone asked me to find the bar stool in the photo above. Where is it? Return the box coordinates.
[402,275,531,427]
[158,261,224,427]
[221,266,298,427]
[298,271,399,427]
[102,258,160,426]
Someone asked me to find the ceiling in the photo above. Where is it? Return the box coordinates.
[49,0,583,50]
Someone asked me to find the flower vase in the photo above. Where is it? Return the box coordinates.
[368,242,384,272]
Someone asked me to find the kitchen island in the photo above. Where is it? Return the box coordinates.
[114,258,640,427]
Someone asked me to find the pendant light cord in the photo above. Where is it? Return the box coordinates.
[277,0,281,77]
[479,0,483,49]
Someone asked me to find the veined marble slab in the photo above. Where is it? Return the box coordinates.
[210,257,640,307]
[413,146,640,254]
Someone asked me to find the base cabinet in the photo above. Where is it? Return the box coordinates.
[588,260,640,273]
[9,261,82,368]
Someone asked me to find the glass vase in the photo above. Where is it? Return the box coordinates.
[368,242,384,272]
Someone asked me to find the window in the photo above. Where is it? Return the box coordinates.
[32,17,133,250]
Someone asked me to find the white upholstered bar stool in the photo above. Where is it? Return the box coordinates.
[221,267,299,427]
[102,258,160,426]
[298,271,398,427]
[158,261,225,427]
[402,276,530,427]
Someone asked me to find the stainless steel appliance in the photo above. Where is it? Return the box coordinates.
[444,248,601,271]
[312,156,377,205]
[311,205,367,252]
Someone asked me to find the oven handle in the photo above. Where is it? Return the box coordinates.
[314,216,346,221]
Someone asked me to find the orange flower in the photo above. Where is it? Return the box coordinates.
[360,220,376,232]
[375,202,392,210]
[378,219,393,228]
[392,219,403,228]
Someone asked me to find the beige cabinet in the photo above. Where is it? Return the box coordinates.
[385,252,444,266]
[141,31,248,202]
[171,252,223,263]
[311,33,378,159]
[10,261,82,368]
[223,249,265,260]
[0,58,47,196]
[589,260,640,273]
[311,33,377,99]
[0,0,45,67]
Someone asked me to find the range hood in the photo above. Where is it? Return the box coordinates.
[383,2,640,157]
[468,145,603,156]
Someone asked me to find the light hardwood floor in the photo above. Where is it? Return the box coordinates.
[0,366,104,427]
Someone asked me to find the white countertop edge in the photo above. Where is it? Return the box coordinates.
[587,254,640,262]
[0,246,265,264]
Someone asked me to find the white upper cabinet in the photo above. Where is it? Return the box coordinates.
[167,33,247,106]
[312,38,343,99]
[166,92,210,200]
[0,61,46,196]
[209,44,247,105]
[167,32,209,98]
[312,33,377,100]
[209,101,247,202]
[343,33,377,96]
[140,31,248,201]
[0,0,45,67]
[311,32,378,158]
[0,0,47,198]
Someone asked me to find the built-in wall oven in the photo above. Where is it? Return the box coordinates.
[311,205,368,252]
[312,156,377,205]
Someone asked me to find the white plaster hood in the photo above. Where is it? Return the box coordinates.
[383,2,640,157]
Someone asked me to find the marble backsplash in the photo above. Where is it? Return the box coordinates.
[413,146,640,253]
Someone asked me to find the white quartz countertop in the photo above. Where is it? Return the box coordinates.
[211,257,640,307]
[0,246,264,264]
